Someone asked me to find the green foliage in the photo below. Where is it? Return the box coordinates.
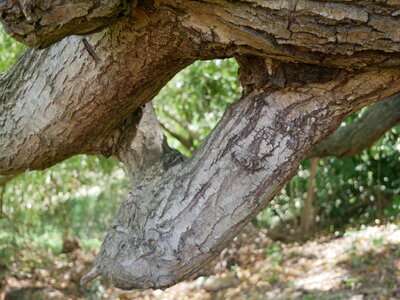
[264,242,282,283]
[0,25,25,72]
[0,155,129,265]
[154,58,241,155]
[255,125,400,231]
[317,125,400,228]
[264,242,283,266]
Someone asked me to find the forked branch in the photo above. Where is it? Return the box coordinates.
[87,60,400,289]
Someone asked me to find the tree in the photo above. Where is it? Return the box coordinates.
[309,94,400,158]
[1,0,400,290]
[297,94,400,237]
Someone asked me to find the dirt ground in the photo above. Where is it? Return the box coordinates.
[1,223,399,300]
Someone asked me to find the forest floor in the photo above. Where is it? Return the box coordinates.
[1,223,399,300]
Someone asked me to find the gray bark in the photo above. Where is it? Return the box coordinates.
[3,0,400,175]
[1,0,400,290]
[0,7,198,175]
[84,61,400,289]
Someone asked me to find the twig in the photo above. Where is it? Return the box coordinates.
[82,38,101,63]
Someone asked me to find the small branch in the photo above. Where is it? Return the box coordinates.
[161,108,203,141]
[82,38,101,63]
[159,121,194,153]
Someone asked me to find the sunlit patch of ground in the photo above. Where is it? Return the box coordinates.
[1,223,399,299]
[123,223,400,300]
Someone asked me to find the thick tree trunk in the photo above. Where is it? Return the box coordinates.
[81,62,400,289]
[2,0,400,290]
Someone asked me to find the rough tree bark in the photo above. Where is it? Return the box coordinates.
[158,91,400,157]
[83,63,400,289]
[0,0,132,48]
[2,0,400,290]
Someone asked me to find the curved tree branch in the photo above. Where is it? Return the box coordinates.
[2,0,400,175]
[309,94,400,158]
[0,4,200,175]
[89,60,400,289]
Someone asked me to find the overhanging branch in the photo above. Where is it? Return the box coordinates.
[0,5,198,175]
[2,0,400,175]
